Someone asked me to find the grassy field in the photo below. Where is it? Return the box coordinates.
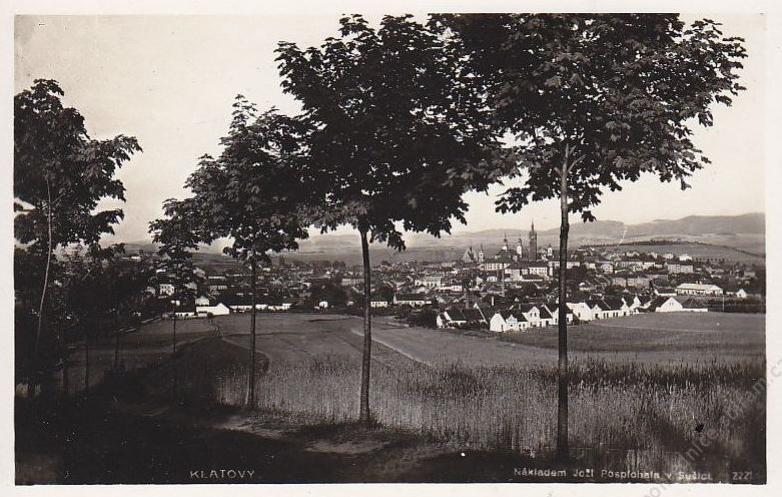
[501,313,764,363]
[205,311,765,483]
[596,241,765,262]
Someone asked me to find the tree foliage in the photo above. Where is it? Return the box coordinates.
[277,14,507,423]
[15,79,141,249]
[435,14,747,218]
[14,79,141,383]
[438,13,747,460]
[182,96,311,262]
[276,14,505,246]
[149,199,202,305]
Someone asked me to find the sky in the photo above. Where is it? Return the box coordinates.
[12,12,767,242]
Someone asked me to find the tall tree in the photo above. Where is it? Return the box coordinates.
[149,200,202,313]
[276,15,504,423]
[180,97,310,407]
[14,79,141,390]
[439,14,747,459]
[149,198,203,398]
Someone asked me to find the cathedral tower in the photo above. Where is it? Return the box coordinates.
[528,222,538,261]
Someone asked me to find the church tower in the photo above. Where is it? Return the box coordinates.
[528,222,538,261]
[478,244,485,264]
[516,237,523,259]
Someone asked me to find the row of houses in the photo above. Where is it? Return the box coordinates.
[173,298,294,319]
[436,292,717,332]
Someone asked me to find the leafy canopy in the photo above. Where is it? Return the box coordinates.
[14,79,142,249]
[182,96,311,263]
[149,198,202,303]
[436,14,747,220]
[276,14,505,248]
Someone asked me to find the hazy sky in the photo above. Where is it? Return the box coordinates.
[13,13,766,242]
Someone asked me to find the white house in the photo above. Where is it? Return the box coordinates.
[414,275,443,289]
[676,283,723,296]
[567,301,594,322]
[489,310,530,333]
[196,302,231,317]
[394,294,430,307]
[437,308,468,329]
[159,283,175,296]
[587,300,610,320]
[537,305,557,327]
[622,295,643,314]
[370,299,390,309]
[653,296,708,313]
[512,304,541,327]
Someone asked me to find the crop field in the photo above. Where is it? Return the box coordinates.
[205,311,766,482]
[501,313,765,363]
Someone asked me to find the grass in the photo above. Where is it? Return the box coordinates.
[213,351,765,482]
[500,313,764,361]
[38,312,765,483]
[593,240,766,262]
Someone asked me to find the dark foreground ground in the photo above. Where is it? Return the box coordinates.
[16,337,550,484]
[16,319,766,485]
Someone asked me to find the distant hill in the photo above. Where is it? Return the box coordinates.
[292,213,765,264]
[119,213,764,265]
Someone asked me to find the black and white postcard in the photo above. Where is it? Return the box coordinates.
[3,1,780,496]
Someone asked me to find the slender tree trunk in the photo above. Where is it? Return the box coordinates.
[557,152,570,462]
[113,310,120,371]
[31,180,54,398]
[247,254,258,408]
[84,327,90,399]
[62,352,69,397]
[172,306,178,400]
[359,227,372,424]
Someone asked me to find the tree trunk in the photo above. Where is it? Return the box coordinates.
[63,353,69,398]
[32,180,54,398]
[556,153,570,461]
[84,328,90,400]
[247,254,258,408]
[359,227,372,424]
[172,306,178,400]
[113,310,120,371]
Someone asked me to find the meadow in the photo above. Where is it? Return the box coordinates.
[595,240,765,263]
[209,312,766,483]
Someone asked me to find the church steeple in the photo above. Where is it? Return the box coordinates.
[528,221,538,261]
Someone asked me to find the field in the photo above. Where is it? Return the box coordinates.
[31,311,764,483]
[206,311,765,483]
[501,313,765,363]
[594,241,765,263]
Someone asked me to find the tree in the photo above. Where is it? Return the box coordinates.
[276,15,504,423]
[14,79,141,390]
[150,197,206,400]
[178,97,310,408]
[440,14,746,459]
